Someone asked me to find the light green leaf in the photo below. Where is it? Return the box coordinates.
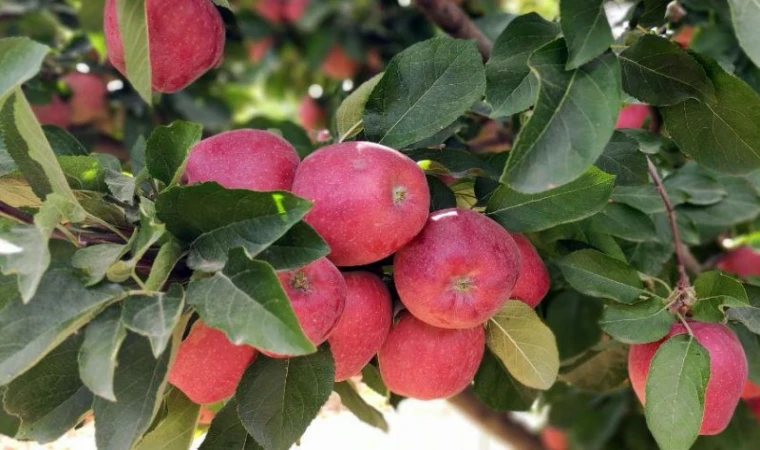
[121,284,184,357]
[104,169,136,205]
[115,0,152,103]
[144,238,185,291]
[336,73,382,141]
[611,185,667,214]
[560,0,613,69]
[334,381,388,432]
[558,249,645,304]
[72,244,125,287]
[0,38,49,99]
[59,154,121,192]
[146,121,203,186]
[692,271,749,322]
[78,307,127,402]
[728,0,760,68]
[133,388,200,450]
[678,176,760,227]
[599,299,674,344]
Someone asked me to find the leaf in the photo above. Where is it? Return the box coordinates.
[336,73,383,141]
[0,37,49,98]
[146,121,203,186]
[93,333,171,450]
[115,0,152,103]
[211,0,230,8]
[734,324,760,385]
[727,307,760,335]
[237,347,334,450]
[364,37,486,149]
[661,54,760,175]
[186,249,315,355]
[612,185,667,214]
[0,388,20,437]
[4,334,92,443]
[692,271,749,322]
[112,199,165,281]
[404,148,500,178]
[728,0,760,68]
[645,334,710,450]
[693,401,760,450]
[59,154,121,191]
[43,126,89,157]
[485,13,560,117]
[78,307,127,402]
[544,291,603,359]
[486,301,559,390]
[0,266,121,385]
[599,299,674,344]
[501,39,621,193]
[144,238,185,291]
[594,131,648,186]
[360,364,388,398]
[105,170,136,205]
[156,182,313,242]
[473,349,539,411]
[0,175,40,207]
[486,166,614,232]
[255,222,330,271]
[334,381,389,432]
[678,176,760,227]
[619,35,715,105]
[639,0,669,27]
[663,162,726,206]
[589,203,658,242]
[121,284,184,357]
[199,399,262,450]
[560,344,629,392]
[133,388,200,450]
[559,0,613,69]
[558,249,645,304]
[72,244,125,287]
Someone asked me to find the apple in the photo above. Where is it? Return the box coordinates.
[393,208,520,329]
[283,0,310,23]
[32,95,70,128]
[104,0,225,93]
[715,246,760,278]
[510,233,550,308]
[297,96,326,134]
[254,0,284,24]
[540,426,568,450]
[64,73,108,125]
[184,129,300,191]
[378,313,484,400]
[329,272,392,381]
[615,104,650,129]
[673,26,695,49]
[743,380,760,399]
[247,36,274,63]
[198,404,216,425]
[628,321,748,435]
[748,397,760,421]
[168,321,257,404]
[321,45,359,80]
[292,141,429,266]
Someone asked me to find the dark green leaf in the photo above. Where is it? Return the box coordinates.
[560,344,629,392]
[334,381,388,432]
[600,299,674,344]
[0,388,20,437]
[545,291,603,359]
[558,249,645,304]
[0,37,49,98]
[133,388,200,450]
[43,126,88,156]
[121,284,184,357]
[692,271,749,322]
[426,175,457,212]
[678,176,760,227]
[78,307,127,401]
[594,131,647,186]
[199,399,262,450]
[611,185,667,214]
[360,364,388,398]
[255,222,329,271]
[663,162,726,206]
[473,349,539,411]
[589,203,657,242]
[72,244,125,287]
[734,323,760,385]
[726,307,760,335]
[560,0,613,69]
[146,121,203,186]
[639,0,669,27]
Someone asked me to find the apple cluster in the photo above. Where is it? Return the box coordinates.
[166,129,551,405]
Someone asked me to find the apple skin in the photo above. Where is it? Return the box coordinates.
[297,96,326,134]
[64,73,108,125]
[104,0,225,93]
[168,321,257,404]
[510,233,550,308]
[378,313,484,400]
[615,104,650,129]
[743,380,760,399]
[32,95,70,128]
[184,129,300,191]
[328,272,392,381]
[321,45,359,80]
[292,141,430,267]
[393,208,521,329]
[628,321,748,435]
[715,246,760,278]
[540,426,568,450]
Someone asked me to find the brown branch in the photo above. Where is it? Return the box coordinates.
[414,0,493,61]
[448,389,545,450]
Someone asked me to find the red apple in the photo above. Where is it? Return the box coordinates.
[168,321,257,404]
[628,322,748,435]
[510,233,550,308]
[64,73,108,125]
[104,0,225,93]
[292,141,429,267]
[184,129,300,191]
[715,246,760,278]
[321,45,359,80]
[743,380,760,399]
[615,104,650,129]
[541,426,568,450]
[748,397,760,421]
[254,0,283,24]
[393,208,520,329]
[297,96,326,134]
[329,272,392,381]
[283,0,309,23]
[378,313,484,400]
[198,404,216,425]
[673,26,695,49]
[32,95,70,128]
[247,36,274,63]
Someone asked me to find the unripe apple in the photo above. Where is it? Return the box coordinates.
[32,95,70,128]
[104,0,225,93]
[329,272,392,381]
[715,246,760,278]
[743,380,760,399]
[628,322,748,435]
[509,233,550,308]
[292,142,429,266]
[64,73,108,125]
[540,426,568,450]
[378,313,484,400]
[394,208,520,329]
[168,321,257,404]
[184,129,300,191]
[615,104,650,129]
[321,45,359,80]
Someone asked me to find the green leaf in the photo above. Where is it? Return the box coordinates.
[360,364,388,398]
[594,131,648,186]
[404,148,500,178]
[334,381,389,432]
[734,324,760,385]
[560,344,630,392]
[186,249,315,355]
[105,170,136,206]
[0,266,120,385]
[4,334,92,443]
[544,291,603,359]
[501,39,620,193]
[728,0,760,68]
[486,300,559,390]
[43,126,89,156]
[619,35,715,105]
[485,13,560,117]
[121,284,184,357]
[93,333,170,450]
[611,185,667,214]
[144,237,185,291]
[678,176,760,227]
[133,388,200,450]
[692,271,749,322]
[0,388,20,438]
[336,73,383,141]
[559,0,613,69]
[199,399,262,450]
[661,55,760,175]
[693,401,760,450]
[639,0,669,27]
[599,299,674,344]
[663,162,726,206]
[255,222,329,271]
[558,249,645,304]
[645,334,710,450]
[426,175,457,212]
[59,154,121,192]
[589,203,658,242]
[237,347,334,450]
[211,0,230,8]
[364,37,486,149]
[473,349,539,411]
[0,38,49,99]
[146,121,203,186]
[78,307,126,402]
[72,244,125,287]
[115,0,152,103]
[486,166,614,232]
[111,199,165,282]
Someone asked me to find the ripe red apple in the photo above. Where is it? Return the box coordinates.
[292,141,429,266]
[247,36,274,63]
[321,45,359,80]
[715,246,760,278]
[184,129,300,191]
[541,426,568,450]
[393,208,520,329]
[628,322,748,435]
[510,233,550,308]
[283,0,309,23]
[329,272,392,381]
[32,95,70,128]
[168,321,257,404]
[378,313,484,399]
[743,380,760,399]
[615,104,650,129]
[748,397,760,421]
[297,96,326,134]
[104,0,225,93]
[253,0,284,24]
[64,73,108,125]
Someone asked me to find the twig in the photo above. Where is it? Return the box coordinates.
[414,0,493,61]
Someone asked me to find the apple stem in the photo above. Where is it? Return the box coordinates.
[413,0,493,61]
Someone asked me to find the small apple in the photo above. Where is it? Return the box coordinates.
[247,37,274,63]
[321,45,359,80]
[615,104,650,129]
[540,426,568,450]
[715,246,760,278]
[297,96,326,134]
[510,233,550,308]
[32,95,70,128]
[64,73,108,125]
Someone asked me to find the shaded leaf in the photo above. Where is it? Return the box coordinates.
[473,349,539,411]
[145,121,203,186]
[558,249,645,304]
[121,284,184,357]
[78,307,127,401]
[545,291,603,359]
[133,388,200,450]
[728,0,760,68]
[199,399,262,450]
[599,299,674,344]
[0,38,49,98]
[560,344,629,392]
[71,244,124,287]
[594,131,647,186]
[334,381,388,432]
[560,0,613,69]
[589,203,658,243]
[336,73,382,141]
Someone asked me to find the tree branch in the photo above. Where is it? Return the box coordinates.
[448,388,545,450]
[414,0,493,61]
